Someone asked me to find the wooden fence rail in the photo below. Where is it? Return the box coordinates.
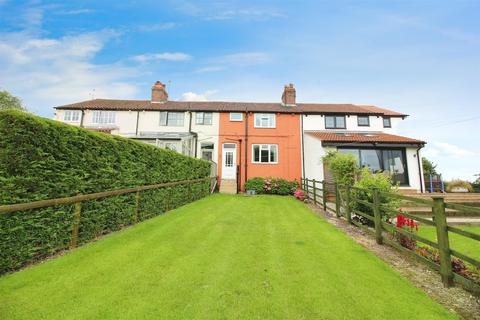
[1,177,217,252]
[301,178,480,295]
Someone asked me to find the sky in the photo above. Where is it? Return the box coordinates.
[0,0,479,181]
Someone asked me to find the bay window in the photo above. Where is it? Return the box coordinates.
[252,144,278,163]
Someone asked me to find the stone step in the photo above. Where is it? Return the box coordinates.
[220,179,237,194]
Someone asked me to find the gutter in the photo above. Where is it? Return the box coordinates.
[135,111,140,135]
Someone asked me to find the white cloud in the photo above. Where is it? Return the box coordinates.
[195,66,224,73]
[218,52,270,66]
[56,9,94,15]
[0,29,139,115]
[131,52,192,62]
[206,9,285,21]
[136,22,177,32]
[423,142,475,159]
[181,90,218,101]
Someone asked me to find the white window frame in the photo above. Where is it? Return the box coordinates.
[160,111,185,127]
[63,110,80,122]
[230,112,243,121]
[252,144,278,164]
[195,112,213,125]
[254,113,276,128]
[92,111,115,125]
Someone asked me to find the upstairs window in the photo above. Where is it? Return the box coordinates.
[64,110,80,122]
[383,117,392,128]
[160,112,184,126]
[254,113,276,128]
[92,111,115,124]
[357,116,370,127]
[230,112,243,121]
[252,144,278,163]
[195,112,212,125]
[325,115,346,129]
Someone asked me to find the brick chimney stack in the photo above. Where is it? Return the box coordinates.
[151,81,168,103]
[281,83,296,106]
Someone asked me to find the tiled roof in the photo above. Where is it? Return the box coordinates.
[306,131,425,145]
[55,99,406,117]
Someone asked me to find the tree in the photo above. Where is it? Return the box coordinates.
[0,90,25,111]
[422,158,438,176]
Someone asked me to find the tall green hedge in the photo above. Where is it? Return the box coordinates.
[0,110,211,274]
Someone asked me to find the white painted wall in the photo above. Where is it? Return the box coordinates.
[302,114,402,133]
[303,133,334,182]
[404,147,423,192]
[55,109,220,164]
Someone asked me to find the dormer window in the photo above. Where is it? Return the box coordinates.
[383,117,392,128]
[325,115,346,129]
[357,116,370,127]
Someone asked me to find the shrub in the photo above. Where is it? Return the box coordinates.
[322,151,357,187]
[445,179,473,193]
[352,168,400,224]
[0,110,211,274]
[294,190,306,201]
[244,177,298,195]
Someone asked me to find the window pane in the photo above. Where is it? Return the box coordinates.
[204,112,212,125]
[383,117,391,127]
[270,145,277,162]
[325,116,335,128]
[360,149,382,171]
[338,149,360,166]
[230,112,242,121]
[195,112,204,124]
[168,112,184,126]
[335,116,345,128]
[255,114,275,127]
[261,149,269,162]
[358,116,369,126]
[383,150,406,184]
[253,145,260,162]
[160,112,167,126]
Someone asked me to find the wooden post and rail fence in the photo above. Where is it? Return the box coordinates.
[0,177,217,251]
[301,177,480,295]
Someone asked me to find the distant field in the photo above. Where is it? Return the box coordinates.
[418,226,480,262]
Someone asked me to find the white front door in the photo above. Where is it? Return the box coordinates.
[222,143,237,179]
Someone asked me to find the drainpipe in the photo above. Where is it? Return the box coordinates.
[301,113,306,179]
[416,145,424,193]
[244,110,249,189]
[135,111,140,135]
[80,109,85,128]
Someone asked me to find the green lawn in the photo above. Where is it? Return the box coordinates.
[418,226,480,262]
[0,194,456,319]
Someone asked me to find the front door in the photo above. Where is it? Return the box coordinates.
[222,143,237,179]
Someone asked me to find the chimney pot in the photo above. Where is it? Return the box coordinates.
[151,81,168,103]
[282,83,296,106]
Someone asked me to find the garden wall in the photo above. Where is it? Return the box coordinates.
[0,110,211,274]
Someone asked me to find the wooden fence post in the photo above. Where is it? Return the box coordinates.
[70,201,82,249]
[345,185,352,224]
[335,183,340,218]
[433,197,453,287]
[312,179,317,205]
[322,180,327,211]
[134,190,140,223]
[373,188,383,245]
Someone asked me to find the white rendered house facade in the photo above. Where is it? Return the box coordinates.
[302,112,425,192]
